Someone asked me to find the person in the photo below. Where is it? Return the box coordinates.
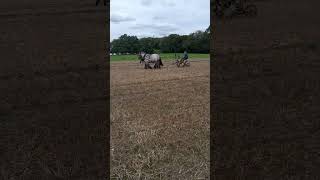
[181,50,188,62]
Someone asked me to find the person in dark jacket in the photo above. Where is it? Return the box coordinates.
[182,50,188,61]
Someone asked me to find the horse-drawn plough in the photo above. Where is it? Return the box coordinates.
[138,52,190,69]
[138,52,163,69]
[174,56,190,67]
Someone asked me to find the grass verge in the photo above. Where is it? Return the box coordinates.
[110,53,209,62]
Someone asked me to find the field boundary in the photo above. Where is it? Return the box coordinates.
[111,58,210,64]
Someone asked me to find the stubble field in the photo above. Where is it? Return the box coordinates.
[110,59,210,179]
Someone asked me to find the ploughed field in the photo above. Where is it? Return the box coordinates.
[110,59,210,179]
[1,3,108,179]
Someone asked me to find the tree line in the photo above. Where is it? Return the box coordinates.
[110,26,210,54]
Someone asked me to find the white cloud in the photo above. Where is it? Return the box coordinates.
[110,0,209,41]
[152,16,166,20]
[141,0,153,6]
[131,23,178,32]
[160,0,176,7]
[110,14,136,23]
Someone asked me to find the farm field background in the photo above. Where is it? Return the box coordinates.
[110,53,209,62]
[111,60,210,179]
[0,3,108,179]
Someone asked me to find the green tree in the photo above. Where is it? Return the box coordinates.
[111,26,210,54]
[110,34,140,54]
[160,34,184,53]
[139,37,160,54]
[186,30,209,53]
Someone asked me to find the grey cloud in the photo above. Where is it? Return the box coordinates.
[141,0,153,6]
[131,23,179,33]
[111,0,209,40]
[111,14,136,23]
[159,32,169,36]
[152,16,166,20]
[141,0,175,7]
[137,34,151,38]
[161,1,176,7]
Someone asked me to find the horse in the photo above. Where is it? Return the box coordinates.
[138,52,163,69]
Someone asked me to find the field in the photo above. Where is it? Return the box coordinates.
[3,0,320,179]
[110,53,209,62]
[212,0,320,178]
[110,59,210,179]
[1,2,108,179]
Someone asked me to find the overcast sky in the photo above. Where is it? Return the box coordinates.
[110,0,210,41]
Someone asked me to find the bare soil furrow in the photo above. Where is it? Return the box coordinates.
[111,60,210,179]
